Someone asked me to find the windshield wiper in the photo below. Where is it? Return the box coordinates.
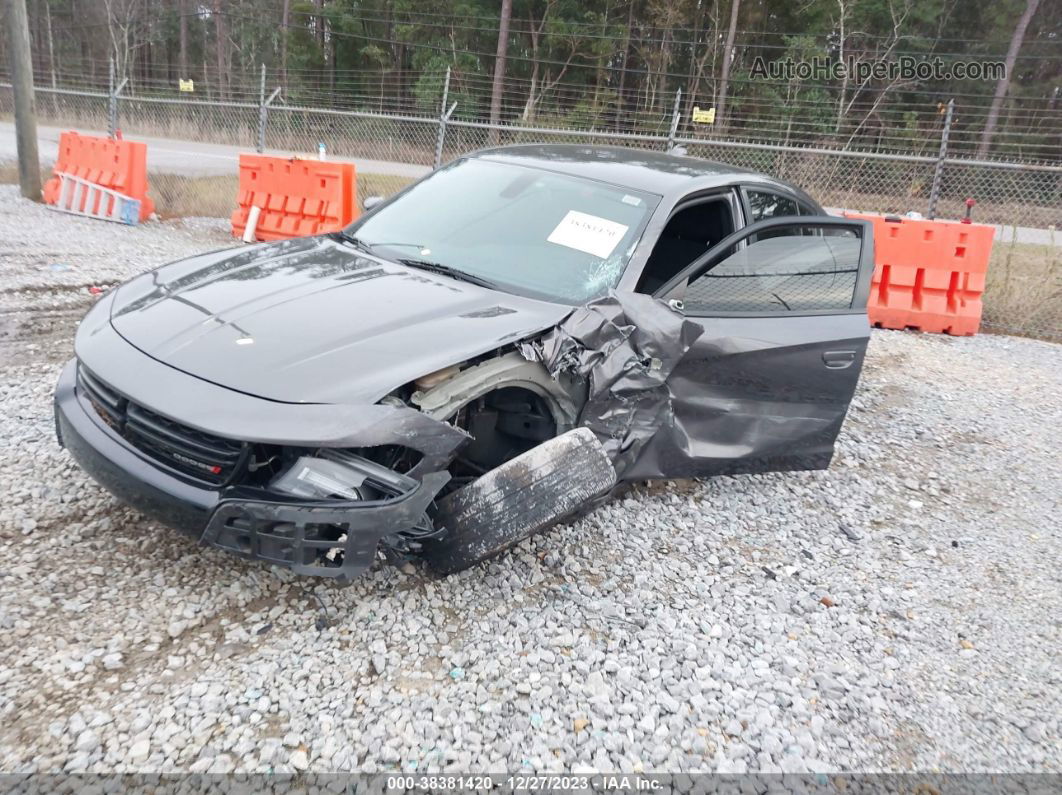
[334,235,432,257]
[334,235,494,289]
[333,231,376,255]
[397,257,498,289]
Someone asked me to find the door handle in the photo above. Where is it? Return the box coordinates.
[822,350,856,369]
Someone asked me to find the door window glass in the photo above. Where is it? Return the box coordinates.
[683,226,861,314]
[746,190,799,221]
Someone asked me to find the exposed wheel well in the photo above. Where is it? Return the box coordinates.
[446,386,558,490]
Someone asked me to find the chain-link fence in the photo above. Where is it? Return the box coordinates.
[0,80,1058,341]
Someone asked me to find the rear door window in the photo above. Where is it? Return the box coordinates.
[744,189,800,222]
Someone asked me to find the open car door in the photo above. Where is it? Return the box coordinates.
[625,215,875,479]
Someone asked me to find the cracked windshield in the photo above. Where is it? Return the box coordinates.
[347,157,658,304]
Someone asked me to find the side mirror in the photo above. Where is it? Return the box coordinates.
[362,195,384,211]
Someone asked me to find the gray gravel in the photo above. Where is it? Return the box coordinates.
[0,184,1059,774]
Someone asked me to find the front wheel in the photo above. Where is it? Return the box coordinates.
[420,428,617,575]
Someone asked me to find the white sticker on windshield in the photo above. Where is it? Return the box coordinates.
[547,210,629,259]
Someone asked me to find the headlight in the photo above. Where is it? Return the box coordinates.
[270,456,369,500]
[268,449,419,501]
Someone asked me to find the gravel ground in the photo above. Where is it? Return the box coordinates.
[0,184,1059,775]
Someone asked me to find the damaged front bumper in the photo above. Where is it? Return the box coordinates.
[54,356,466,581]
[201,470,450,579]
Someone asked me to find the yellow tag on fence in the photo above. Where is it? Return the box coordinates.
[692,106,716,124]
[178,79,195,93]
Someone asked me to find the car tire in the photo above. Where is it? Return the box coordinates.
[421,428,617,575]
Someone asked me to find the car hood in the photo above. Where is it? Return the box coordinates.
[109,236,570,404]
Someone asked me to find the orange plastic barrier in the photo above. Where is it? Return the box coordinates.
[843,212,994,336]
[230,155,358,241]
[42,131,154,221]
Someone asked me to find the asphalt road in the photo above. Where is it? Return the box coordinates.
[1,121,1055,245]
[823,206,1059,247]
[0,121,431,180]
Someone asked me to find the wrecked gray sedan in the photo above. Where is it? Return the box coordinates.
[54,144,875,581]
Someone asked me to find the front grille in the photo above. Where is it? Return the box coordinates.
[76,364,247,485]
[78,367,123,429]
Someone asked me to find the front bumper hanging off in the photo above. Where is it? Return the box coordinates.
[54,357,464,581]
[201,471,450,579]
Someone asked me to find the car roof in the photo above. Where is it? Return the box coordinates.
[469,144,819,206]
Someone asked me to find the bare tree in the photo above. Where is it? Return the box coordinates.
[833,0,850,135]
[715,0,740,129]
[615,0,636,117]
[684,0,721,120]
[977,0,1042,158]
[634,1,682,113]
[44,0,58,90]
[521,1,554,123]
[178,0,188,78]
[520,7,585,123]
[280,0,290,87]
[839,0,916,147]
[590,0,611,108]
[489,0,513,143]
[213,0,228,100]
[102,0,139,83]
[314,0,325,48]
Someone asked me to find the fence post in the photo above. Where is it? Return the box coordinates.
[256,66,282,155]
[108,59,116,136]
[257,64,266,153]
[927,98,954,220]
[107,58,128,138]
[666,87,683,152]
[434,67,452,169]
[6,0,41,201]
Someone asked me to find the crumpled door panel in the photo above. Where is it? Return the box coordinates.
[523,291,865,481]
[522,291,702,479]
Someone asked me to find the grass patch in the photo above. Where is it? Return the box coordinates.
[0,160,415,217]
[983,235,1062,340]
[148,170,416,220]
[150,174,238,219]
[0,162,50,188]
[358,172,417,202]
